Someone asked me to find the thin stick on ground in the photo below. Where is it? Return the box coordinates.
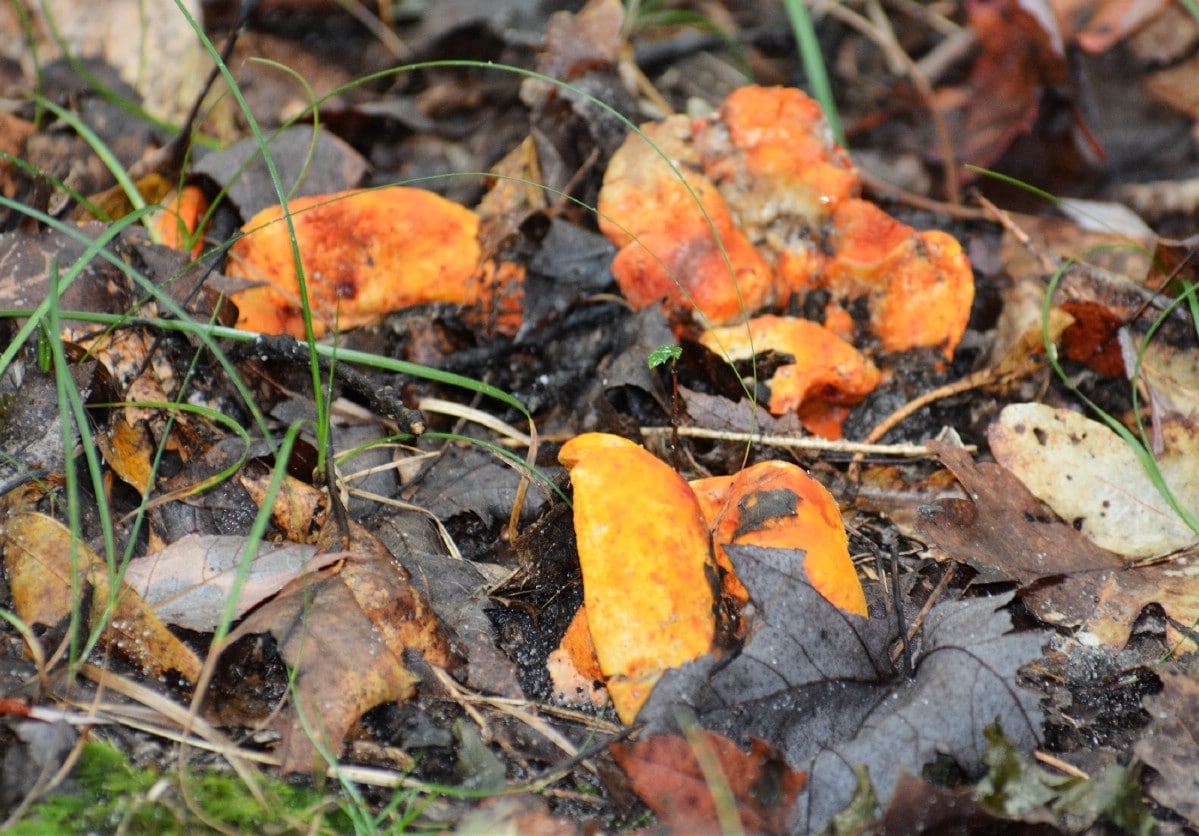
[642,425,973,458]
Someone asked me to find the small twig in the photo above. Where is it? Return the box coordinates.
[889,562,955,666]
[641,425,972,458]
[429,666,611,776]
[976,195,1061,276]
[1034,750,1090,780]
[889,536,914,677]
[884,0,962,36]
[860,170,987,221]
[418,397,531,446]
[230,334,426,435]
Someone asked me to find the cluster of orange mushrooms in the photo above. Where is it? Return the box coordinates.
[194,86,972,437]
[154,87,977,723]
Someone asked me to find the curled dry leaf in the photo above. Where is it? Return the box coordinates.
[559,433,720,722]
[691,460,867,616]
[596,116,775,325]
[223,518,459,774]
[701,314,880,423]
[121,534,337,632]
[2,511,202,683]
[225,187,484,337]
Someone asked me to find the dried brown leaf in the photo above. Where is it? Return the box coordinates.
[919,440,1199,650]
[2,511,202,683]
[224,519,459,774]
[1135,667,1199,827]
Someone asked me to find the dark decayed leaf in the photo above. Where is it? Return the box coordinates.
[0,225,135,318]
[0,371,73,485]
[916,440,1124,581]
[640,544,1044,833]
[975,724,1152,834]
[879,771,1059,835]
[376,509,522,698]
[404,444,550,531]
[1134,667,1199,827]
[193,125,368,219]
[222,520,459,774]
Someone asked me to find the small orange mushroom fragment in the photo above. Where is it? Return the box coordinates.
[598,116,775,325]
[225,187,482,338]
[559,432,720,723]
[692,461,867,617]
[824,199,975,357]
[153,184,210,260]
[546,604,609,709]
[701,315,880,417]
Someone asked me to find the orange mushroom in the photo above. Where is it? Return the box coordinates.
[598,116,775,324]
[559,433,720,722]
[692,460,867,617]
[225,187,483,338]
[546,604,609,709]
[153,184,210,260]
[823,199,975,357]
[701,315,880,423]
[693,85,860,297]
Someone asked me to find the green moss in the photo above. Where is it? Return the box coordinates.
[9,739,353,834]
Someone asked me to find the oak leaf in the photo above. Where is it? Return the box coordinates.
[640,544,1043,833]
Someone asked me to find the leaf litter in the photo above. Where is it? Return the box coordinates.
[2,0,1199,831]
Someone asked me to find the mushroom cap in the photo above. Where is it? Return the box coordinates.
[227,187,480,337]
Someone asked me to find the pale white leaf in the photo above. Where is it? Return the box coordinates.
[124,535,337,631]
[989,403,1199,557]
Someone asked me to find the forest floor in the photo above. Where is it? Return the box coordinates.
[2,0,1199,832]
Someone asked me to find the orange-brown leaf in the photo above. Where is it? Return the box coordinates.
[559,433,719,722]
[611,731,806,834]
